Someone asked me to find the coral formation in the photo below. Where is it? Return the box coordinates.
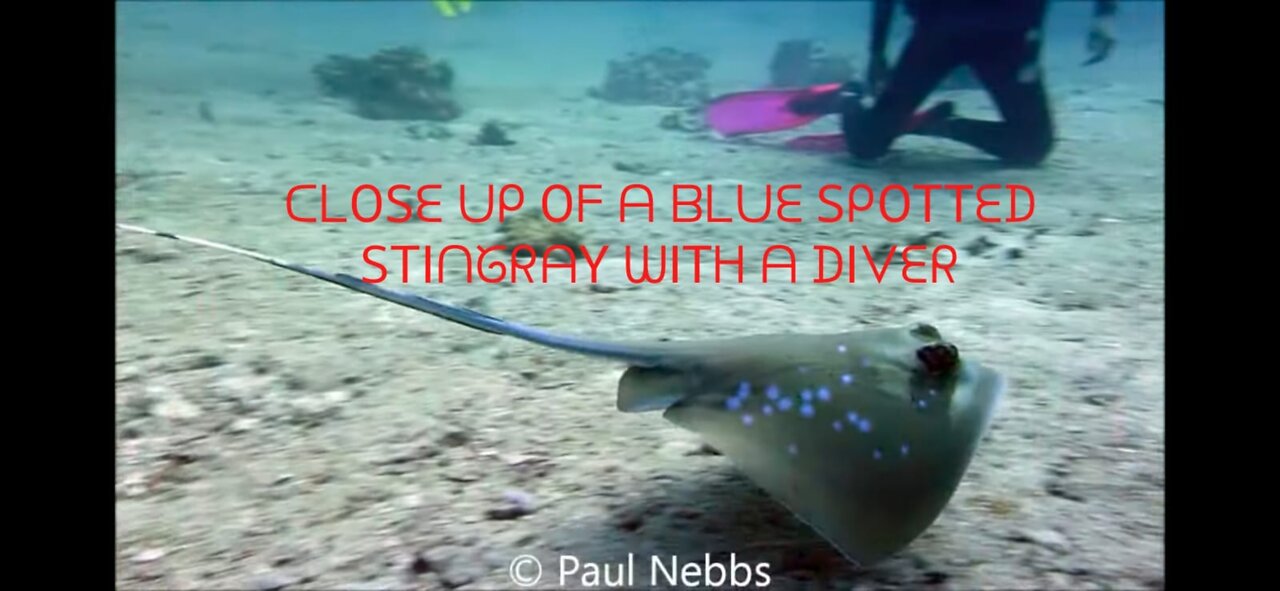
[497,208,586,261]
[590,47,711,108]
[769,40,856,87]
[312,46,461,121]
[473,121,514,146]
[658,107,707,133]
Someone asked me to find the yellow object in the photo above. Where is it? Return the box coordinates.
[433,0,472,18]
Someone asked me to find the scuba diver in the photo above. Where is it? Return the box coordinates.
[706,0,1119,167]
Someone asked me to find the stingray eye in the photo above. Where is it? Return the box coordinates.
[916,343,960,375]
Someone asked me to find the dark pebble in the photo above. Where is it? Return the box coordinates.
[966,235,998,256]
[616,514,644,532]
[128,248,178,264]
[486,491,536,520]
[251,572,297,591]
[185,352,225,370]
[1084,393,1119,406]
[438,429,471,448]
[923,570,949,584]
[613,161,657,174]
[1045,479,1088,502]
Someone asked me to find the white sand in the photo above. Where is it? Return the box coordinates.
[116,2,1164,589]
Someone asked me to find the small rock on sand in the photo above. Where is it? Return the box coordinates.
[131,548,166,563]
[250,571,298,591]
[153,396,202,420]
[1011,528,1072,554]
[486,490,537,520]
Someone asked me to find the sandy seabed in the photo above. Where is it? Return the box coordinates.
[115,11,1164,590]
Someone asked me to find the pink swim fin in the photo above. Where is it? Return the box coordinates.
[704,83,843,136]
[782,101,957,153]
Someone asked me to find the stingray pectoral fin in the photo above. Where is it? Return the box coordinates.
[664,402,951,566]
[661,357,1006,567]
[616,366,698,412]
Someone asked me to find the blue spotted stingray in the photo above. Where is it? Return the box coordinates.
[115,223,1006,568]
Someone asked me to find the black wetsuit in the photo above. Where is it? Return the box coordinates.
[843,0,1118,166]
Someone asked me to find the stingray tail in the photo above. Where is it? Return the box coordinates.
[115,223,671,366]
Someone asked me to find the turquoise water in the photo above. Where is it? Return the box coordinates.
[116,2,1164,589]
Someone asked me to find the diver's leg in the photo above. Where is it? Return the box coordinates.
[926,29,1054,166]
[842,33,961,161]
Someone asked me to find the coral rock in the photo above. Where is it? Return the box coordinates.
[590,47,711,108]
[312,46,462,121]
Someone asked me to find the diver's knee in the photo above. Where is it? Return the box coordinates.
[1004,128,1054,167]
[840,106,893,161]
[843,125,893,161]
[848,137,890,161]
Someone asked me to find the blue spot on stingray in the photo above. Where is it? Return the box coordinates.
[787,443,798,455]
[901,443,910,456]
[737,381,751,398]
[861,356,871,368]
[928,388,938,397]
[778,397,793,412]
[801,389,813,402]
[873,448,883,460]
[841,373,854,385]
[800,403,815,418]
[858,418,873,433]
[832,420,843,432]
[763,404,774,416]
[742,414,754,426]
[837,344,847,354]
[817,386,831,402]
[726,397,742,411]
[846,411,860,423]
[765,384,780,400]
[915,399,928,410]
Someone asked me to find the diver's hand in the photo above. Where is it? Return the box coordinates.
[867,54,890,96]
[1084,16,1116,65]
